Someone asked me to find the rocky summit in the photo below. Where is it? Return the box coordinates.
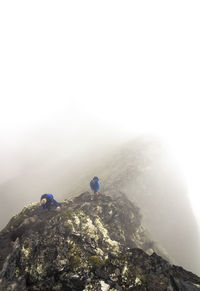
[0,192,199,291]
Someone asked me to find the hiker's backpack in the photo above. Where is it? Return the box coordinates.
[90,180,96,189]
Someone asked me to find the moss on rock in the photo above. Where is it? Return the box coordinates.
[88,255,106,267]
[0,192,200,291]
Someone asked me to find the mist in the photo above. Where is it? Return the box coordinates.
[0,0,200,277]
[0,117,130,229]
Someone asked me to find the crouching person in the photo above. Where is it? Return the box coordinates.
[40,193,61,211]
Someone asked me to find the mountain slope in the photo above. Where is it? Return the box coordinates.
[0,137,199,276]
[69,138,200,275]
[0,192,199,291]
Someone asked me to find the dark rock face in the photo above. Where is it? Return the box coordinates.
[0,192,199,290]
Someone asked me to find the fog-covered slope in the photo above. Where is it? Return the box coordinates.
[67,138,200,275]
[0,136,199,276]
[0,123,125,230]
[103,138,200,275]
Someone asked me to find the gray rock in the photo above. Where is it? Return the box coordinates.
[0,192,199,290]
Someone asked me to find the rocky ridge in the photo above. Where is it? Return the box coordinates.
[72,138,200,274]
[0,192,199,290]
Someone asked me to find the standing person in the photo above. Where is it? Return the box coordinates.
[40,193,61,211]
[90,176,100,194]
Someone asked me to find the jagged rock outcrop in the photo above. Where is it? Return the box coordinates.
[72,138,200,275]
[0,192,199,290]
[1,137,199,276]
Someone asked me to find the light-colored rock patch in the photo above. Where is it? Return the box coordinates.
[22,246,29,258]
[100,280,110,291]
[135,277,142,285]
[94,218,119,252]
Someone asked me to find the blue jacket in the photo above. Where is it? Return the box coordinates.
[90,178,100,192]
[41,193,59,210]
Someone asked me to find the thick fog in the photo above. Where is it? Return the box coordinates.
[0,0,200,276]
[0,118,130,228]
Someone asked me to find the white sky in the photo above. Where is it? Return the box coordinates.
[0,1,200,225]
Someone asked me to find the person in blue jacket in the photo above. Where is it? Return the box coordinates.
[40,193,61,211]
[90,176,100,194]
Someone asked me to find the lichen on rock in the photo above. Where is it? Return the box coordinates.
[0,192,199,290]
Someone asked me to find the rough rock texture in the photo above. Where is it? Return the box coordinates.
[62,139,200,275]
[1,137,199,276]
[95,139,200,275]
[0,192,199,290]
